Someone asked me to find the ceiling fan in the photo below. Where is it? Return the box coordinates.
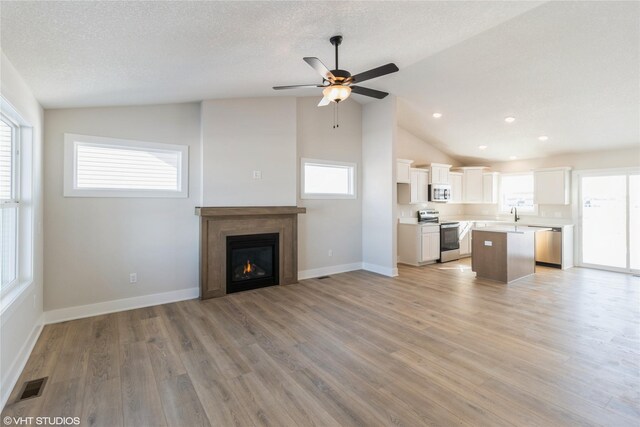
[273,35,399,107]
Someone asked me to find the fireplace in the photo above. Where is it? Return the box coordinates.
[226,233,279,293]
[195,206,305,299]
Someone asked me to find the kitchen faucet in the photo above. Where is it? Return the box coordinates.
[510,207,520,222]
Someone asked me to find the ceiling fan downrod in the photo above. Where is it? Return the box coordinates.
[330,35,342,72]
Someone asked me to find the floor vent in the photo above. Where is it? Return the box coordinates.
[18,377,47,401]
[317,276,331,280]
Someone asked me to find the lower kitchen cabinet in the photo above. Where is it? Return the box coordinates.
[459,222,472,257]
[421,227,441,262]
[398,223,440,266]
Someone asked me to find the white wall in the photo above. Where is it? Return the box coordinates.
[0,53,44,408]
[201,98,297,206]
[296,97,362,277]
[43,103,201,313]
[396,126,464,219]
[362,97,398,276]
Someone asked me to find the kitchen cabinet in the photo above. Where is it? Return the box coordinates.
[482,172,499,204]
[534,167,571,205]
[459,221,473,257]
[421,225,441,262]
[398,223,440,265]
[429,163,451,185]
[462,168,485,203]
[397,159,414,184]
[450,172,463,203]
[397,168,429,204]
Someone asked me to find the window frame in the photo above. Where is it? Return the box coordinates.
[300,157,357,200]
[499,172,538,215]
[1,113,20,292]
[64,133,189,198]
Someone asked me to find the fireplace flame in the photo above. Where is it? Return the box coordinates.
[243,259,252,274]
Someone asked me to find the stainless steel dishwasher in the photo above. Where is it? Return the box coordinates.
[534,228,563,266]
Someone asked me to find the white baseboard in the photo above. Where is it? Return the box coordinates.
[1,313,43,410]
[44,287,199,325]
[362,262,399,277]
[298,262,363,280]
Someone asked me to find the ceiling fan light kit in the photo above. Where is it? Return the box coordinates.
[273,35,399,127]
[322,85,351,103]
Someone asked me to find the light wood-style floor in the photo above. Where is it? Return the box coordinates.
[3,260,639,426]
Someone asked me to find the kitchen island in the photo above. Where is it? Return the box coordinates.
[471,225,550,283]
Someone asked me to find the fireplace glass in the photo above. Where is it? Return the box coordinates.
[226,233,279,293]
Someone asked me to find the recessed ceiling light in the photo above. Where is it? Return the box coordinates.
[432,113,442,118]
[478,145,488,150]
[538,135,549,141]
[504,116,516,123]
[509,155,518,160]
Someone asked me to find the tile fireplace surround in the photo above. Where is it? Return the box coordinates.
[195,206,306,299]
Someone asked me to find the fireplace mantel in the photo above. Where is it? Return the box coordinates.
[195,206,306,299]
[195,206,306,217]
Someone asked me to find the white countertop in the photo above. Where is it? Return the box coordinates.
[440,215,573,228]
[472,225,551,234]
[399,216,573,228]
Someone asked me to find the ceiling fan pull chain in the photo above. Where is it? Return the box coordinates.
[336,102,339,128]
[332,102,340,129]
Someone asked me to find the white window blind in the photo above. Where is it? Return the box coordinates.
[76,144,181,190]
[301,158,356,199]
[64,134,188,198]
[1,117,18,289]
[0,119,14,200]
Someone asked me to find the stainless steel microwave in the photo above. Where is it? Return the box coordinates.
[428,184,451,202]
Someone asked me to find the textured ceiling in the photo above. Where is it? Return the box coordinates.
[0,1,542,108]
[1,1,638,161]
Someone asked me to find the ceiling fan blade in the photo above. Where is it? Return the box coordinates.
[350,86,389,99]
[273,84,325,90]
[352,63,399,84]
[304,57,336,82]
[318,96,331,107]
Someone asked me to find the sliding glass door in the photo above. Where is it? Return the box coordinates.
[630,174,640,271]
[579,169,640,272]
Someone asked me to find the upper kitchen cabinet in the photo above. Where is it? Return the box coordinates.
[450,172,463,203]
[397,159,414,184]
[398,168,429,204]
[460,167,487,203]
[534,167,571,205]
[482,172,499,204]
[428,163,451,185]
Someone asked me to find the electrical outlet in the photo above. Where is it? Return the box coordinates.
[252,170,262,180]
[129,273,137,284]
[328,250,333,257]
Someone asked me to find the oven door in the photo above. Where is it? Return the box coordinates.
[440,223,460,251]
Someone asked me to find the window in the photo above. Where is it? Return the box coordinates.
[301,158,356,199]
[500,173,536,213]
[1,115,19,289]
[64,134,188,197]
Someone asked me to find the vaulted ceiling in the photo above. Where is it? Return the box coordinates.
[1,1,638,161]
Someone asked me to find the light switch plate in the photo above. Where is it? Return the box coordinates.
[252,170,262,180]
[484,241,493,246]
